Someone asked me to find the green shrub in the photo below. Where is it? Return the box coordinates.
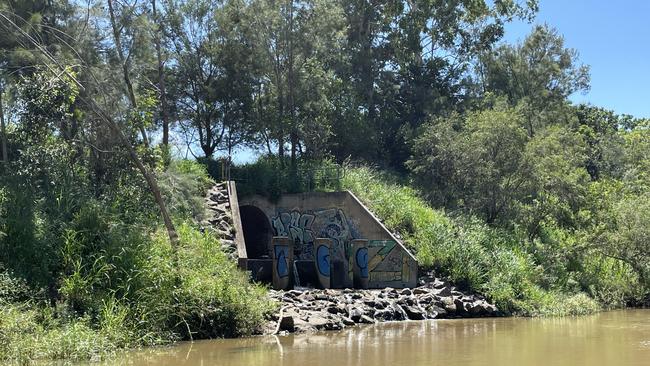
[158,159,215,221]
[0,157,274,363]
[342,166,602,316]
[0,267,33,304]
[578,254,642,309]
[0,303,118,363]
[155,223,275,338]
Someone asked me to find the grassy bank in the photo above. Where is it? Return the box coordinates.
[342,166,642,316]
[0,224,274,364]
[0,161,274,364]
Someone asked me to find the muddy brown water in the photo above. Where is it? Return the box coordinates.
[89,309,649,366]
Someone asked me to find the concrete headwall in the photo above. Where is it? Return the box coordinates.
[239,191,418,288]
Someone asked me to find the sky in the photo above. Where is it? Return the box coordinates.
[503,0,650,119]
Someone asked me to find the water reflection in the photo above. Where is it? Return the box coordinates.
[91,310,650,366]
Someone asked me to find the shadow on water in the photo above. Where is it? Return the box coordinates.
[76,310,650,366]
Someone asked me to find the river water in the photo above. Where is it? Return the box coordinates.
[95,310,649,366]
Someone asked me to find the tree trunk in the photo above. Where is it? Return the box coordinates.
[0,11,178,250]
[88,96,179,252]
[107,0,150,147]
[152,0,170,147]
[287,0,297,170]
[0,88,7,162]
[276,88,285,162]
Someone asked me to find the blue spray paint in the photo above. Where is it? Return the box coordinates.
[275,245,289,278]
[356,247,369,278]
[316,244,330,277]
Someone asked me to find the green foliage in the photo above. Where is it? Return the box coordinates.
[158,159,215,221]
[0,216,274,363]
[165,224,275,338]
[223,156,343,199]
[0,135,272,363]
[0,304,116,363]
[342,166,613,316]
[0,0,648,362]
[480,25,589,137]
[0,267,31,304]
[409,104,529,223]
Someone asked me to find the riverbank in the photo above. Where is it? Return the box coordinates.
[264,277,498,334]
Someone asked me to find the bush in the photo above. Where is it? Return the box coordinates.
[145,223,276,339]
[158,159,215,221]
[0,304,116,363]
[341,166,603,316]
[0,157,274,363]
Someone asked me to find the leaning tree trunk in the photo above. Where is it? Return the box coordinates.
[0,12,180,253]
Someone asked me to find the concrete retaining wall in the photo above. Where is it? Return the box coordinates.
[238,190,418,288]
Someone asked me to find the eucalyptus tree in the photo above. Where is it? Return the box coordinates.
[0,0,75,161]
[478,25,590,137]
[247,0,346,167]
[0,2,182,249]
[106,0,157,146]
[330,0,539,168]
[166,0,258,158]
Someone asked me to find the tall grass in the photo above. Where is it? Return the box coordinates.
[0,222,275,364]
[0,160,275,364]
[341,166,602,316]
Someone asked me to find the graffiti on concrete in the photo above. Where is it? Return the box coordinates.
[270,208,414,286]
[352,240,369,289]
[274,245,290,278]
[272,237,293,290]
[367,240,414,283]
[316,243,330,277]
[355,247,369,279]
[272,208,356,260]
[315,238,331,288]
[272,211,315,259]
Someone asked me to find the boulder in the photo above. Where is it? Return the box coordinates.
[412,287,430,295]
[425,305,446,319]
[359,315,375,324]
[348,306,364,322]
[433,287,452,297]
[279,315,295,331]
[401,305,425,320]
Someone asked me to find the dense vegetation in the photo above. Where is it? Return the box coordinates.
[0,140,274,362]
[0,0,648,363]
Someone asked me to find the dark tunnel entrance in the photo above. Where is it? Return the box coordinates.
[240,205,273,259]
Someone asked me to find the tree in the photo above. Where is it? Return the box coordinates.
[479,25,590,136]
[0,8,181,250]
[517,125,589,237]
[0,0,74,161]
[152,0,172,148]
[573,105,625,180]
[409,104,529,222]
[167,0,257,158]
[598,194,650,286]
[247,0,346,167]
[106,0,155,146]
[333,0,538,169]
[0,86,7,162]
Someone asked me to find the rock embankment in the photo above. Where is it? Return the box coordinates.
[266,278,498,334]
[203,183,238,260]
